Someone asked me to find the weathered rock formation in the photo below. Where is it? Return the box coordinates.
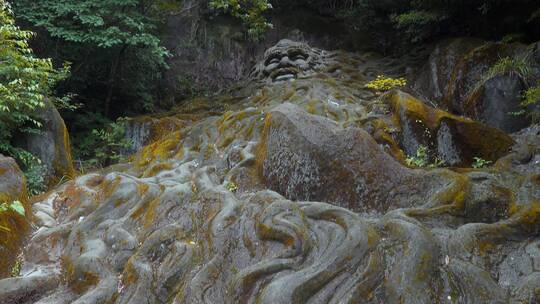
[123,116,186,155]
[1,40,539,304]
[414,38,539,132]
[162,3,358,106]
[385,91,514,166]
[16,98,75,185]
[0,154,29,278]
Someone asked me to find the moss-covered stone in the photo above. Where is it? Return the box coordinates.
[385,90,515,166]
[0,154,29,279]
[443,41,527,113]
[464,74,531,132]
[1,39,539,304]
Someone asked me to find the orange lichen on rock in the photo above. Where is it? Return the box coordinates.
[384,90,514,166]
[2,39,539,304]
[135,131,183,170]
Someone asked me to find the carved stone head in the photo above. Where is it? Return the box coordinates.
[250,39,330,83]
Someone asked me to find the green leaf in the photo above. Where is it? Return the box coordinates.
[9,200,25,216]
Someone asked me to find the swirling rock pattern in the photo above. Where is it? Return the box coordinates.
[1,40,539,304]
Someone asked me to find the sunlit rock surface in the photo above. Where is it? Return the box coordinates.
[2,40,540,304]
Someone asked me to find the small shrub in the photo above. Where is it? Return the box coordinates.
[365,75,407,92]
[405,145,429,168]
[521,81,540,122]
[405,145,445,168]
[500,33,526,43]
[391,10,446,42]
[75,119,133,171]
[0,201,26,232]
[472,157,492,169]
[209,0,273,41]
[226,182,238,193]
[0,200,25,217]
[473,52,535,105]
[10,254,22,277]
[481,54,533,85]
[23,156,47,196]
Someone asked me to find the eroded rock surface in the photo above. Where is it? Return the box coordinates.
[385,91,514,166]
[2,40,540,304]
[0,154,29,278]
[256,102,458,212]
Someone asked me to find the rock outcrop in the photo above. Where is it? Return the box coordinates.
[465,74,531,132]
[1,40,539,304]
[413,38,484,103]
[386,90,514,166]
[257,102,461,212]
[0,154,29,278]
[123,116,186,155]
[414,38,538,132]
[16,98,75,185]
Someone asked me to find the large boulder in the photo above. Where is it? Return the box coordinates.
[413,37,484,103]
[386,91,515,166]
[414,38,535,132]
[495,124,540,174]
[0,154,29,278]
[256,103,456,212]
[465,74,531,132]
[16,99,75,185]
[441,41,527,114]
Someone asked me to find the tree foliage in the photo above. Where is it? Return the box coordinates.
[265,0,540,49]
[522,80,540,123]
[209,0,273,41]
[75,118,133,171]
[13,0,170,117]
[0,0,67,172]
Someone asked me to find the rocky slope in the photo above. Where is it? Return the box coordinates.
[1,40,539,304]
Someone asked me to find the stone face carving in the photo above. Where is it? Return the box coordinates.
[250,39,331,83]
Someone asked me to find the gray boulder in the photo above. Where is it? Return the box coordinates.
[16,99,75,185]
[465,74,531,132]
[256,103,455,212]
[413,37,484,104]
